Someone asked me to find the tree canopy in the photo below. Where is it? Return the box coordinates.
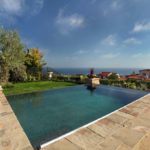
[0,28,26,83]
[0,28,46,83]
[108,73,119,80]
[25,48,46,80]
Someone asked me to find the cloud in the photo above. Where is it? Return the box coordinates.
[31,0,44,15]
[75,50,87,55]
[132,52,150,58]
[111,0,121,10]
[93,49,101,53]
[0,0,44,24]
[56,9,85,34]
[132,53,143,58]
[101,35,116,46]
[103,0,122,16]
[132,22,150,32]
[101,53,120,59]
[123,38,142,45]
[0,0,25,15]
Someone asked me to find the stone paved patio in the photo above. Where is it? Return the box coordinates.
[0,88,33,150]
[42,94,150,150]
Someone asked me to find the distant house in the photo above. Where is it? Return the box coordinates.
[115,73,120,79]
[119,76,127,81]
[99,72,112,79]
[139,69,150,79]
[48,72,53,80]
[126,74,144,81]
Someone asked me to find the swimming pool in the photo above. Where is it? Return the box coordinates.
[7,85,148,148]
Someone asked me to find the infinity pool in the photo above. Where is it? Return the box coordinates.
[7,85,148,148]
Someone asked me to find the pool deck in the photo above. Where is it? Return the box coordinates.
[0,88,33,150]
[41,93,150,150]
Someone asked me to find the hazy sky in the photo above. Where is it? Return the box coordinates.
[0,0,150,68]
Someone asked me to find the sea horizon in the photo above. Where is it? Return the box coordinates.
[50,67,146,75]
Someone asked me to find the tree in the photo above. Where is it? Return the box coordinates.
[108,73,119,80]
[25,48,46,80]
[132,71,136,75]
[0,28,26,83]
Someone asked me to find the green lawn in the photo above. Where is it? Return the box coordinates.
[3,81,77,96]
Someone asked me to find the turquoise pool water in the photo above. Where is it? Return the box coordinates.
[7,85,148,148]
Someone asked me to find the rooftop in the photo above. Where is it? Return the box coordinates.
[100,72,112,77]
[140,69,150,72]
[126,74,144,80]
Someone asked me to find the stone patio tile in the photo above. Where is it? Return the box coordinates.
[119,107,140,117]
[116,144,131,150]
[0,91,33,150]
[66,128,104,150]
[0,112,13,117]
[42,139,81,150]
[0,121,4,130]
[112,127,145,147]
[124,117,150,133]
[132,131,150,150]
[1,104,14,112]
[139,109,150,121]
[107,113,128,125]
[0,129,5,138]
[0,114,21,134]
[99,136,123,150]
[0,128,32,150]
[141,97,150,104]
[117,111,135,120]
[0,138,12,150]
[88,118,121,138]
[127,101,149,109]
[21,146,34,150]
[0,105,4,113]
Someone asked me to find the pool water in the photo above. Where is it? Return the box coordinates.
[7,85,148,148]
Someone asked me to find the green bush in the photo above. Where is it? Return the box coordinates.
[127,82,136,89]
[100,79,149,91]
[147,82,150,89]
[2,82,14,89]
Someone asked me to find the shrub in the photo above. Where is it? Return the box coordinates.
[2,82,14,89]
[100,79,149,91]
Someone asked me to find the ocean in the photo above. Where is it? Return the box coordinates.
[52,68,142,75]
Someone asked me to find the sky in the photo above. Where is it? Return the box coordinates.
[0,0,150,68]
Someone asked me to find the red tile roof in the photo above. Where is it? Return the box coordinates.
[126,74,144,80]
[100,72,112,78]
[140,69,150,72]
[119,76,127,81]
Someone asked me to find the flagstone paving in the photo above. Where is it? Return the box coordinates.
[0,89,33,150]
[42,93,150,150]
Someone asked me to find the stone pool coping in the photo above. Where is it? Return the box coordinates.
[41,93,150,150]
[0,86,33,150]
